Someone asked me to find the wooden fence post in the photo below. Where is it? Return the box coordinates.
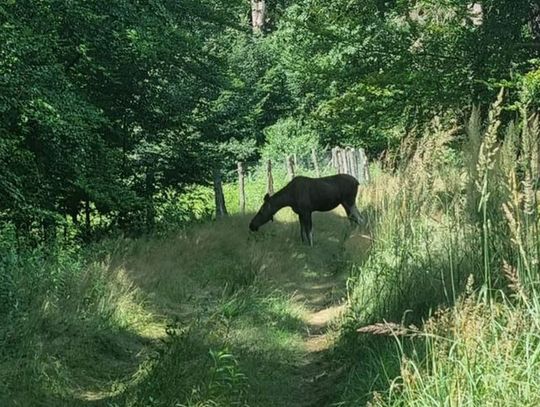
[336,148,342,173]
[237,161,246,214]
[331,147,338,171]
[350,148,359,179]
[357,148,369,184]
[356,149,364,183]
[363,152,370,183]
[213,169,228,218]
[341,148,350,175]
[345,148,351,176]
[346,148,356,179]
[286,154,295,180]
[266,159,274,195]
[311,148,320,177]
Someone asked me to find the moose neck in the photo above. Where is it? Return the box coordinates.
[269,185,293,213]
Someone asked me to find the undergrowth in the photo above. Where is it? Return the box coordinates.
[3,95,540,406]
[0,208,339,406]
[337,95,540,406]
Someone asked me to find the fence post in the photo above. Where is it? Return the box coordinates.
[349,148,358,179]
[346,148,355,179]
[345,148,351,176]
[331,147,339,171]
[237,161,246,214]
[363,151,370,183]
[286,154,295,180]
[357,148,369,184]
[336,148,342,173]
[341,148,350,175]
[311,148,320,177]
[213,169,228,218]
[266,159,274,195]
[353,148,364,183]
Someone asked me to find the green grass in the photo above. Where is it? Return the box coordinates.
[0,242,153,406]
[0,197,367,406]
[3,102,540,407]
[334,101,540,406]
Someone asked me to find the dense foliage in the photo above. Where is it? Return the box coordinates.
[0,0,247,238]
[2,2,540,404]
[1,0,539,241]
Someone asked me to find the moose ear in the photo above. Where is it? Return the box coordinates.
[264,193,270,202]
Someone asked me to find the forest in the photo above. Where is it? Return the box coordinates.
[2,0,540,406]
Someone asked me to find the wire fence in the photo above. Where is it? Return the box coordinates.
[216,147,369,216]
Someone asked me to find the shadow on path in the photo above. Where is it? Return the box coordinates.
[257,210,372,407]
[75,209,372,407]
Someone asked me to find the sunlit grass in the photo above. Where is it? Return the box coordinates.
[0,178,367,407]
[337,103,540,406]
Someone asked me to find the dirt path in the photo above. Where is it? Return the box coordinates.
[265,217,371,407]
[72,211,371,407]
[290,273,348,407]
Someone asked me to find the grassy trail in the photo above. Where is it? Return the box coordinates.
[262,247,349,407]
[0,207,373,406]
[284,274,347,407]
[1,204,373,407]
[77,208,371,407]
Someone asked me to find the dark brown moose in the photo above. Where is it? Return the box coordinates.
[249,174,362,246]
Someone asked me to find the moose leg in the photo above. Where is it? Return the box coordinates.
[300,212,313,246]
[350,204,363,225]
[306,213,313,246]
[299,213,313,246]
[342,203,362,226]
[299,216,306,243]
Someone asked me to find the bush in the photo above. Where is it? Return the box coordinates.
[155,186,214,233]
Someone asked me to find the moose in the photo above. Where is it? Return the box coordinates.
[249,174,362,246]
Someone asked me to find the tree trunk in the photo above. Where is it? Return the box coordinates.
[251,0,266,33]
[532,3,540,40]
[71,211,78,226]
[84,199,91,241]
[64,215,68,241]
[266,159,274,195]
[213,169,228,218]
[145,164,156,232]
[311,148,320,177]
[238,161,246,214]
[42,216,56,245]
[85,199,90,231]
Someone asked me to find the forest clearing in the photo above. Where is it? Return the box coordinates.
[2,1,540,406]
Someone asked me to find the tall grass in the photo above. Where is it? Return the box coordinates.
[5,96,540,406]
[1,204,347,406]
[0,234,152,406]
[338,96,540,406]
